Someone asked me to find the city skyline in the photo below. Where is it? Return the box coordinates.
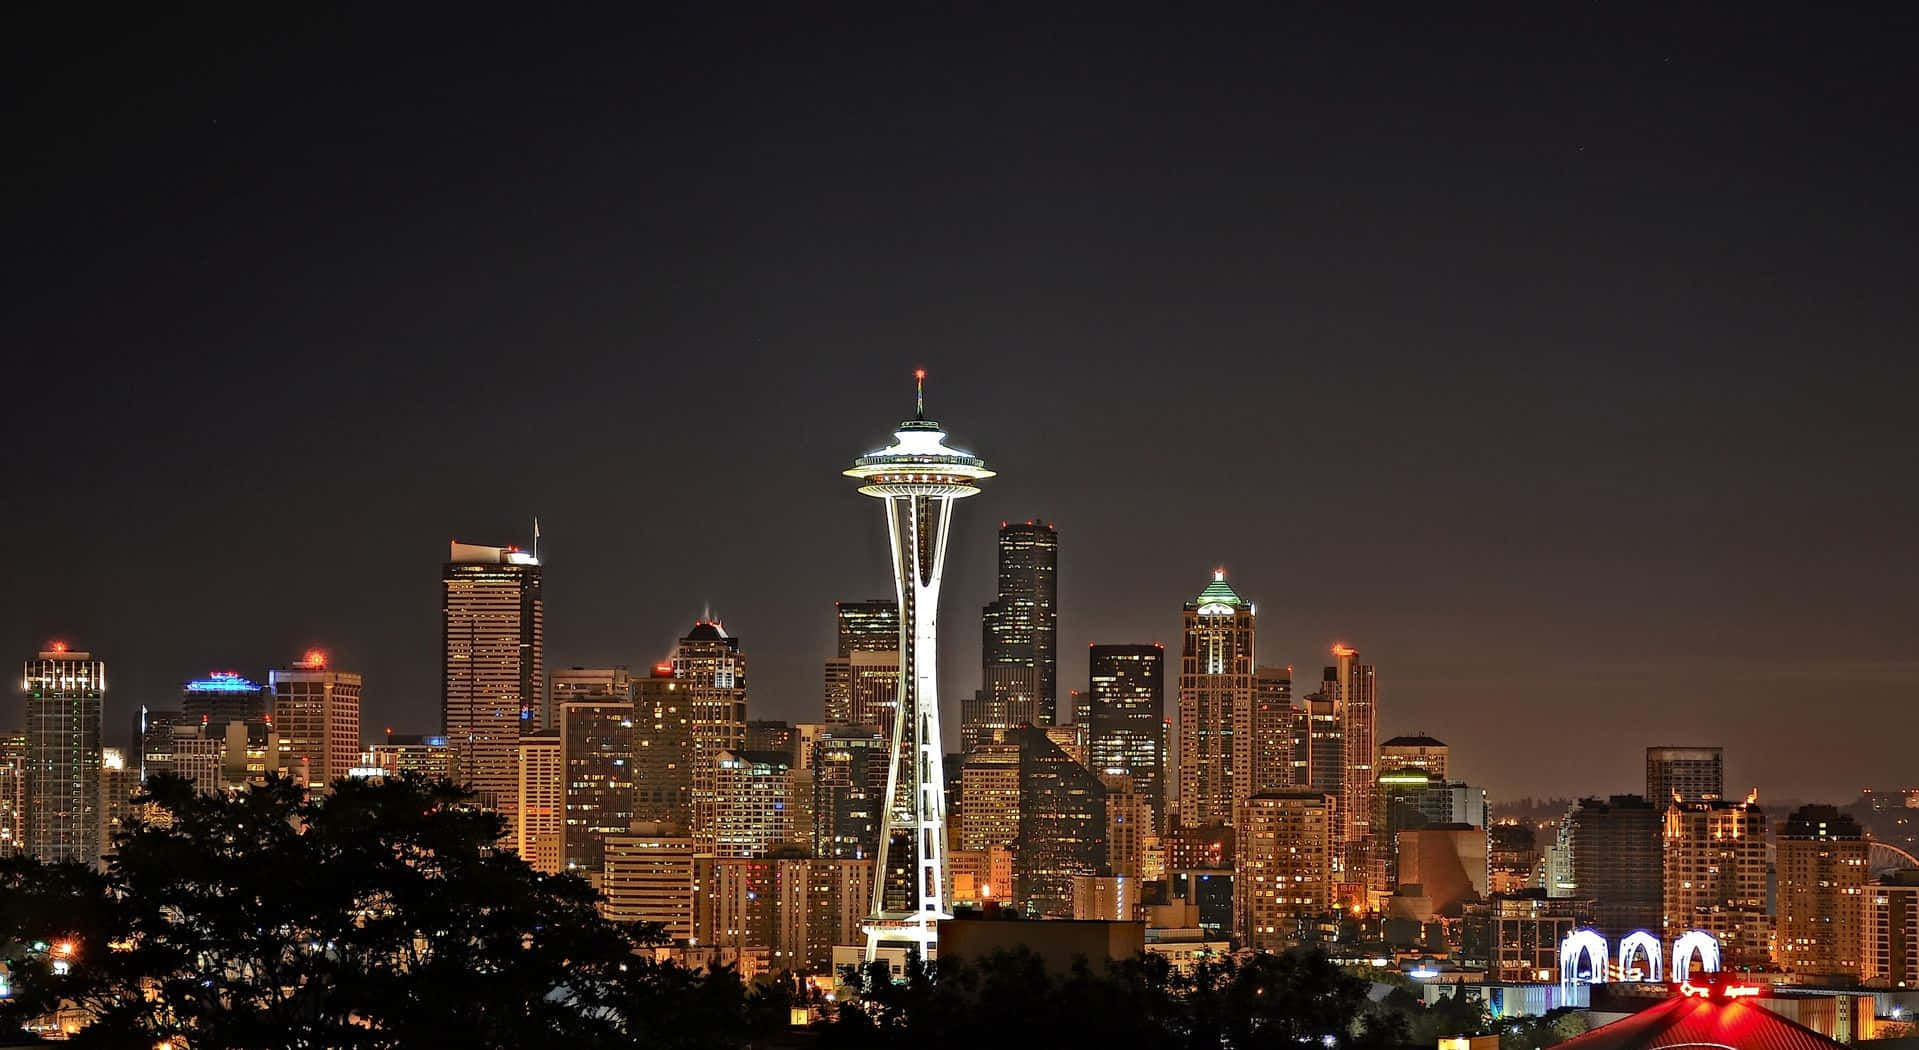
[8,8,1917,805]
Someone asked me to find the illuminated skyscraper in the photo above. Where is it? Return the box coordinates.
[1178,570,1254,828]
[1563,794,1663,941]
[1663,797,1769,968]
[1326,645,1377,871]
[712,748,799,859]
[0,733,24,857]
[674,619,747,849]
[1646,746,1723,803]
[442,540,543,828]
[181,671,270,727]
[842,371,994,959]
[971,520,1058,746]
[837,600,900,656]
[515,729,562,874]
[1235,791,1332,952]
[559,698,636,878]
[1086,643,1166,826]
[1250,665,1300,792]
[825,600,898,724]
[547,666,631,732]
[23,644,104,864]
[271,650,362,789]
[1775,805,1867,979]
[632,664,691,828]
[1379,734,1449,782]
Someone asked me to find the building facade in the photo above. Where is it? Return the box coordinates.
[1662,798,1769,968]
[712,749,798,859]
[1775,805,1868,979]
[601,830,697,941]
[271,652,362,789]
[559,699,636,878]
[632,666,690,829]
[1087,644,1166,828]
[442,540,543,828]
[1250,665,1303,793]
[1178,571,1255,828]
[515,730,563,874]
[973,520,1059,744]
[1646,746,1723,803]
[23,645,104,864]
[675,621,747,850]
[1565,794,1664,941]
[1327,645,1377,874]
[1379,734,1449,782]
[1235,791,1332,952]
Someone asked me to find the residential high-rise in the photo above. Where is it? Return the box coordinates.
[601,830,697,941]
[1775,805,1868,979]
[1086,644,1166,827]
[632,664,690,829]
[811,724,888,860]
[270,650,362,790]
[1178,570,1255,829]
[515,730,563,874]
[1326,645,1377,872]
[1235,791,1333,953]
[1647,746,1723,803]
[957,740,1022,853]
[0,734,25,857]
[24,644,104,864]
[99,748,138,856]
[547,666,631,732]
[559,699,636,878]
[1379,734,1449,782]
[1250,665,1301,793]
[1868,871,1919,987]
[1663,797,1769,968]
[1564,795,1663,941]
[181,671,270,727]
[973,520,1059,744]
[675,620,747,849]
[712,749,799,859]
[442,540,543,828]
[841,372,994,959]
[1102,772,1153,884]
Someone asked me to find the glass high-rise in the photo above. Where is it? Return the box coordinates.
[675,619,747,850]
[23,644,104,864]
[973,521,1058,744]
[1086,643,1165,828]
[442,540,543,828]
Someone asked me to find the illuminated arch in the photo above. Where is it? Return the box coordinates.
[1671,930,1721,981]
[1560,928,1609,987]
[1617,931,1662,982]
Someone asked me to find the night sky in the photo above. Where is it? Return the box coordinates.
[7,7,1915,803]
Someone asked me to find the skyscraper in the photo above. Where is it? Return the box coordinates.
[1327,645,1377,872]
[973,520,1059,744]
[0,733,25,857]
[810,724,888,860]
[824,600,898,725]
[1250,665,1299,792]
[547,666,631,732]
[1646,746,1724,803]
[23,644,104,864]
[1305,688,1342,820]
[836,600,899,657]
[271,650,362,790]
[632,663,690,828]
[1775,805,1868,979]
[1086,643,1166,827]
[1009,726,1107,917]
[514,730,563,874]
[675,619,747,850]
[1563,794,1663,941]
[842,371,993,959]
[442,540,543,828]
[559,698,636,878]
[1663,797,1769,968]
[1178,570,1254,828]
[712,749,799,859]
[1235,791,1332,953]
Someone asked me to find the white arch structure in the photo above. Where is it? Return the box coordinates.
[1618,931,1663,982]
[1671,930,1721,982]
[1560,928,1610,987]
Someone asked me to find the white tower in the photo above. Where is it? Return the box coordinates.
[844,371,994,961]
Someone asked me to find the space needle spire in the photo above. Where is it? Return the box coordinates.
[843,371,995,961]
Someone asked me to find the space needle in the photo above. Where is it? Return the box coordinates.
[844,370,994,961]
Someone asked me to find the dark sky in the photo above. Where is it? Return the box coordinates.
[6,6,1915,804]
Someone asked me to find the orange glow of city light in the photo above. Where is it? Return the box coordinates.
[300,649,327,669]
[49,640,68,654]
[1331,643,1357,658]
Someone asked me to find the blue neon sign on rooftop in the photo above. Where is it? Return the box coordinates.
[185,671,264,693]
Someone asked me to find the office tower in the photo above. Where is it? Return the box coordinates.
[1305,687,1342,811]
[270,650,362,789]
[547,666,631,732]
[1008,726,1106,917]
[1563,795,1664,941]
[559,699,635,878]
[845,651,901,729]
[443,539,543,827]
[1042,724,1086,766]
[1179,570,1255,828]
[796,858,877,973]
[1087,644,1166,827]
[515,730,563,874]
[132,707,192,783]
[632,664,690,828]
[1775,805,1868,979]
[1488,823,1540,895]
[368,733,457,781]
[842,372,994,958]
[1102,772,1153,883]
[180,671,270,727]
[957,741,1021,852]
[1663,797,1769,968]
[811,724,888,860]
[1235,791,1332,953]
[675,619,747,850]
[170,728,227,790]
[1250,665,1300,793]
[0,734,24,856]
[601,830,697,941]
[24,644,104,864]
[1326,645,1378,871]
[1646,746,1724,803]
[1868,871,1919,987]
[1379,734,1449,782]
[712,749,799,859]
[974,520,1060,745]
[746,720,795,758]
[99,748,138,855]
[837,600,900,656]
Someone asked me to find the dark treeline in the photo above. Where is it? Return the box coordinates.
[0,775,1585,1049]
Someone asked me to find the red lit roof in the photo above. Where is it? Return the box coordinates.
[1555,995,1844,1050]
